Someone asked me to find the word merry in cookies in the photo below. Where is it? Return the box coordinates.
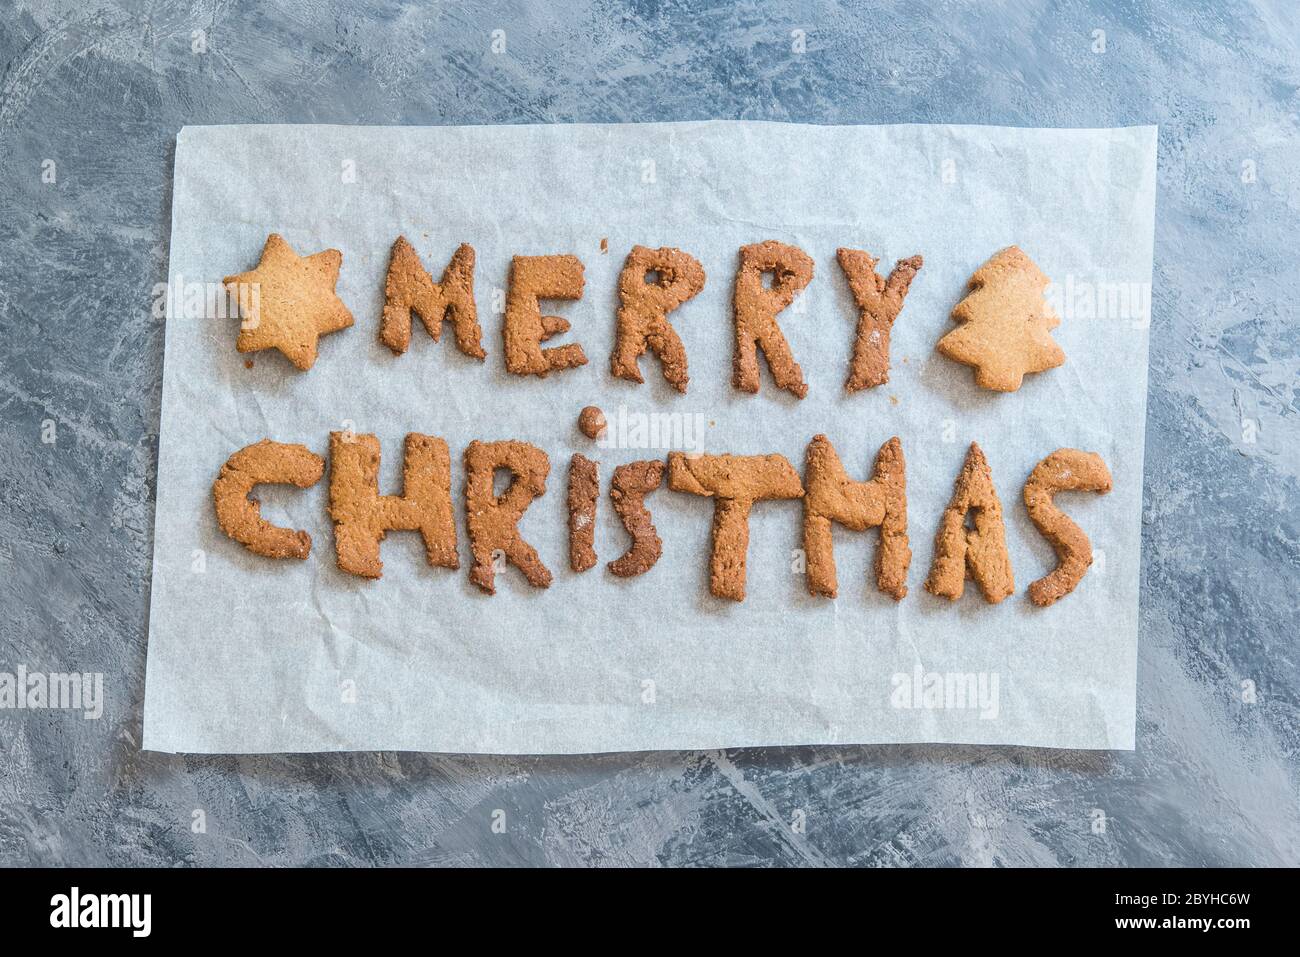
[213,432,1111,607]
[219,234,1065,394]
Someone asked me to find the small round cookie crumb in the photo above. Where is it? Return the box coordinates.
[578,406,606,439]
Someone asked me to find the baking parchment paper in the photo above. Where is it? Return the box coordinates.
[143,122,1156,753]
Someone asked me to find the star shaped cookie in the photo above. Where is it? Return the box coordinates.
[936,246,1065,392]
[223,233,354,371]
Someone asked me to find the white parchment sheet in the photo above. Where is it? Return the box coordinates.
[143,122,1157,753]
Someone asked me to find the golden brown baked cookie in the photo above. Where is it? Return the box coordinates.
[668,451,805,601]
[380,236,485,359]
[212,439,324,559]
[925,442,1014,603]
[803,434,910,600]
[578,405,606,440]
[836,249,923,392]
[464,440,552,593]
[608,459,665,578]
[327,432,459,579]
[611,245,706,393]
[936,246,1065,392]
[504,254,587,376]
[732,241,814,398]
[567,453,599,572]
[223,233,354,371]
[1023,448,1113,606]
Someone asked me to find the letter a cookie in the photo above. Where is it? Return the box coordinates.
[925,442,1015,603]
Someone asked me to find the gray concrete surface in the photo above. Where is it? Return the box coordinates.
[0,0,1297,866]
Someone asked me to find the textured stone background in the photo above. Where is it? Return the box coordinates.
[0,0,1297,866]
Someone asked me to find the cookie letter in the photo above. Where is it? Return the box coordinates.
[668,452,804,601]
[464,440,553,593]
[380,236,485,359]
[611,245,706,393]
[608,459,665,578]
[936,246,1065,392]
[567,453,599,572]
[213,439,324,559]
[504,255,587,376]
[837,249,923,392]
[803,435,910,600]
[925,443,1014,603]
[732,241,814,398]
[1023,449,1113,607]
[328,432,459,579]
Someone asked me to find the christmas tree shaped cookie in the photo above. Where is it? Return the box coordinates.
[936,246,1064,392]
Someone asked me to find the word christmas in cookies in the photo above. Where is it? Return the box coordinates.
[212,433,1111,607]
